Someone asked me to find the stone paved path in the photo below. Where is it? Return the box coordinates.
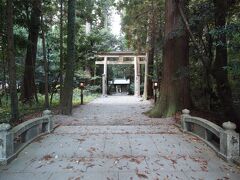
[1,96,240,180]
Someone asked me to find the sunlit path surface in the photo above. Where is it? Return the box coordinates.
[1,96,240,180]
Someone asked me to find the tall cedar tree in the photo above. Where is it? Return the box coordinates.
[21,0,41,103]
[147,3,157,99]
[212,0,240,130]
[41,14,49,109]
[7,0,19,122]
[149,0,190,117]
[143,2,157,100]
[0,1,7,97]
[61,0,76,115]
[59,0,64,104]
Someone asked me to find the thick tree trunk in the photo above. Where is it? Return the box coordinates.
[59,0,64,105]
[147,6,156,99]
[21,0,41,103]
[0,3,7,102]
[1,48,7,102]
[145,14,156,99]
[0,40,4,89]
[61,0,76,115]
[0,1,4,85]
[212,0,240,129]
[143,55,149,100]
[146,43,155,99]
[143,3,157,100]
[7,0,19,122]
[41,15,49,109]
[149,0,190,117]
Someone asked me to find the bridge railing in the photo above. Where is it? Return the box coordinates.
[0,110,53,165]
[181,109,239,161]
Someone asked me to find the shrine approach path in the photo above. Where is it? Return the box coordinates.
[1,96,240,180]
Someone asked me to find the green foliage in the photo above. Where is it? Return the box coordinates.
[0,0,125,121]
[108,64,134,80]
[186,0,240,110]
[0,90,100,123]
[72,88,100,105]
[118,0,164,51]
[85,85,101,93]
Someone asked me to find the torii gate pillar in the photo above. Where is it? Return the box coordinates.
[134,57,141,97]
[102,57,107,96]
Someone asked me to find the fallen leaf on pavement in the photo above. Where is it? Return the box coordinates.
[41,154,53,161]
[130,156,145,164]
[136,169,148,179]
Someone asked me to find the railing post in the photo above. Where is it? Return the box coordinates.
[0,123,13,165]
[181,109,190,132]
[220,121,239,160]
[43,110,53,133]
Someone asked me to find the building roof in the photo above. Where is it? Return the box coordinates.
[109,79,130,85]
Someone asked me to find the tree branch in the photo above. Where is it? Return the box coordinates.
[175,0,209,68]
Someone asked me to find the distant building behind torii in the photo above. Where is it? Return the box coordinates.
[109,79,130,94]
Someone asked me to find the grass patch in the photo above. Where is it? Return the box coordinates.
[0,89,100,124]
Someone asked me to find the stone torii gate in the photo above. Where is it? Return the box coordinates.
[96,51,147,96]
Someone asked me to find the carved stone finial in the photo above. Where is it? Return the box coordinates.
[182,109,190,115]
[0,123,11,132]
[222,121,237,131]
[43,110,52,116]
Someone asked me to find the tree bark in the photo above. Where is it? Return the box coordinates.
[21,0,41,103]
[59,0,64,105]
[147,8,156,99]
[0,2,7,101]
[41,15,49,109]
[149,0,190,117]
[1,48,7,102]
[61,0,76,115]
[212,0,240,129]
[143,2,157,100]
[6,0,19,122]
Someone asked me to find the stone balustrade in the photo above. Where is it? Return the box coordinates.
[181,109,239,161]
[0,110,53,165]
